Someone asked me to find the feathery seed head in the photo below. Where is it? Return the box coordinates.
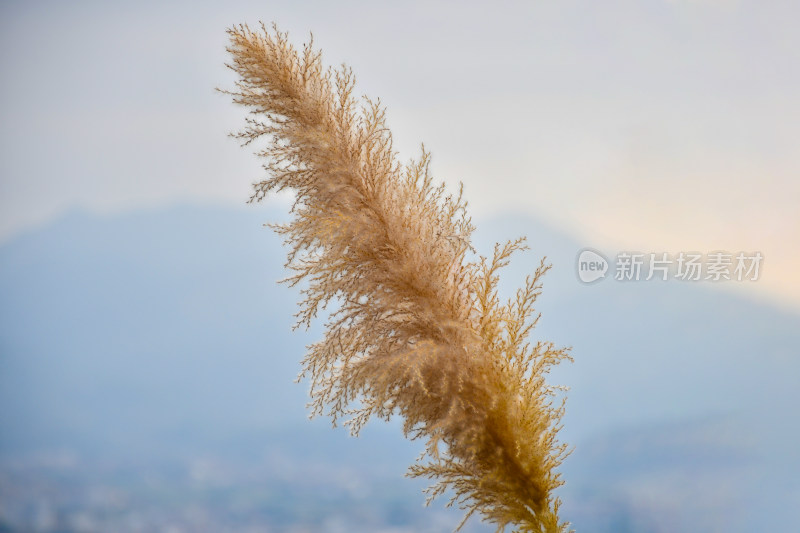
[224,23,573,533]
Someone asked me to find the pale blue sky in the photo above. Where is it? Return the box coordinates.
[1,0,798,308]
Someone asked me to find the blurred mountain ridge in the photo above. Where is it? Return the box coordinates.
[0,204,797,532]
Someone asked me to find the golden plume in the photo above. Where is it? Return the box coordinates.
[223,23,573,533]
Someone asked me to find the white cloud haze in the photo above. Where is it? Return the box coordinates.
[1,0,798,308]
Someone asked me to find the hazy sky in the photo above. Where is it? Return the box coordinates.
[1,0,798,310]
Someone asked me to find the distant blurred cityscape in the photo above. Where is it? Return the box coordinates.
[0,449,486,533]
